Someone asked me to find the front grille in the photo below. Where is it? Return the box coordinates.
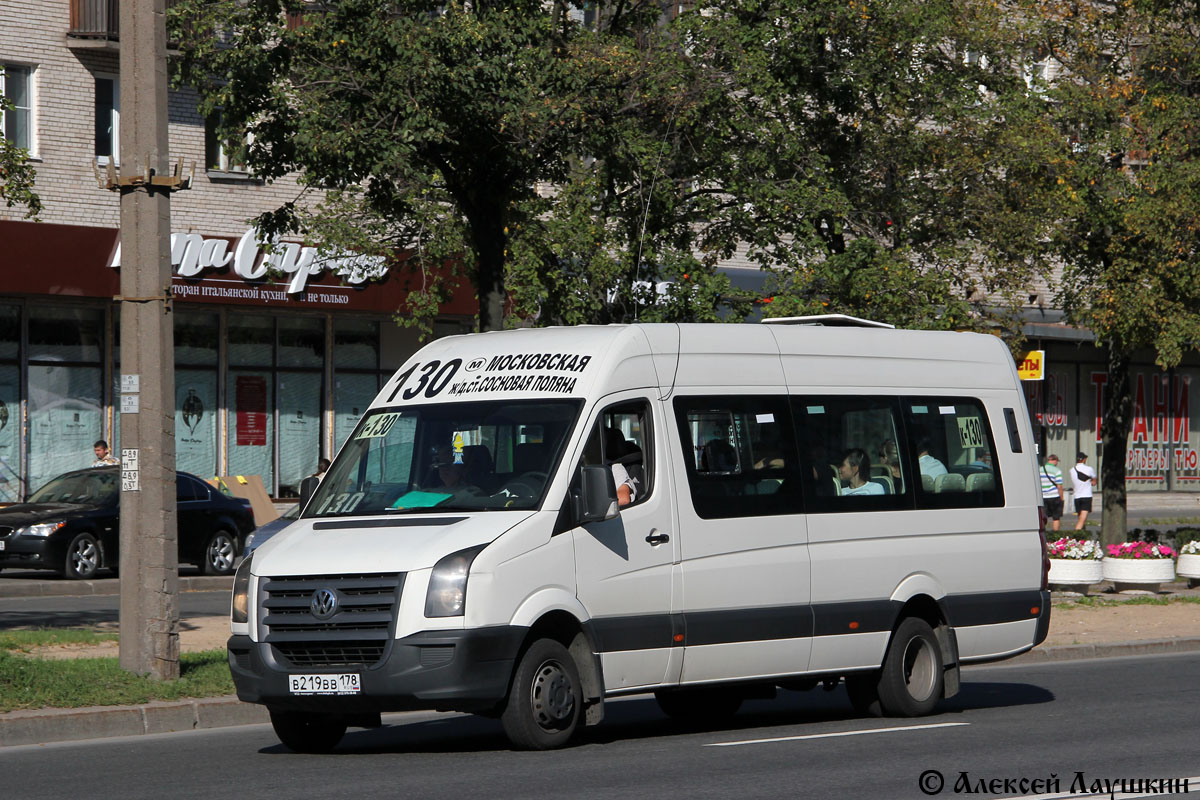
[261,573,403,668]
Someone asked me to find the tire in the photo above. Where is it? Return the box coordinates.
[202,530,238,576]
[654,687,743,723]
[501,639,583,750]
[875,617,945,717]
[63,533,101,580]
[269,710,347,753]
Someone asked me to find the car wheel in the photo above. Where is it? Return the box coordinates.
[269,710,346,753]
[64,533,101,580]
[654,687,743,722]
[202,530,238,575]
[501,638,583,750]
[876,617,944,717]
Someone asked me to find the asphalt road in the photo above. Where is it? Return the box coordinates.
[0,590,231,628]
[4,652,1199,800]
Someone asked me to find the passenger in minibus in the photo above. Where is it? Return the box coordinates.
[838,448,885,495]
[427,445,482,498]
[916,438,948,478]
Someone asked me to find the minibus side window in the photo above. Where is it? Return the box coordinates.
[791,396,912,514]
[571,400,653,510]
[903,398,1004,509]
[672,395,801,519]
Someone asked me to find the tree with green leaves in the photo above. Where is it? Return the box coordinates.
[1030,0,1200,545]
[172,0,747,331]
[0,67,41,218]
[673,0,1056,338]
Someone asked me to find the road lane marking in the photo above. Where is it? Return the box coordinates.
[996,775,1200,800]
[704,721,970,747]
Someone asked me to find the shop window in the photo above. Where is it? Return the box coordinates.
[175,312,219,366]
[177,369,218,479]
[227,371,274,491]
[228,315,274,367]
[793,396,910,513]
[334,319,379,371]
[2,64,33,152]
[278,371,322,497]
[28,365,103,493]
[28,307,103,363]
[335,373,378,451]
[0,304,17,361]
[904,398,1004,508]
[673,395,802,519]
[0,363,18,503]
[278,316,324,369]
[94,75,119,163]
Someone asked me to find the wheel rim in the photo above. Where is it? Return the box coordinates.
[208,534,235,572]
[71,539,98,576]
[529,659,575,731]
[901,636,938,702]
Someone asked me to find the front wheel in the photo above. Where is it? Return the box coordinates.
[501,639,583,750]
[269,710,347,753]
[202,530,238,575]
[63,533,100,580]
[876,617,945,717]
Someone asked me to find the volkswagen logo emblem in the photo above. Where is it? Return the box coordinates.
[310,588,339,620]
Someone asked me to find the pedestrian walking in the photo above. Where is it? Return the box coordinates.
[1040,454,1064,531]
[1071,451,1096,530]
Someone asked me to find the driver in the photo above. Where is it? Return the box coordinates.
[428,445,481,499]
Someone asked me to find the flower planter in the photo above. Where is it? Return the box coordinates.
[1101,556,1175,594]
[1177,553,1200,588]
[1047,558,1103,593]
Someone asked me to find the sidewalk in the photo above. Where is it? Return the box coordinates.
[4,581,1200,748]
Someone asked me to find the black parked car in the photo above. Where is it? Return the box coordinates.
[0,467,256,579]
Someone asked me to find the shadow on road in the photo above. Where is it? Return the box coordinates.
[262,680,1054,756]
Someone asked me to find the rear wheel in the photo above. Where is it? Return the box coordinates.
[654,687,743,722]
[501,639,583,750]
[269,710,347,753]
[202,530,238,575]
[876,617,944,717]
[63,533,100,580]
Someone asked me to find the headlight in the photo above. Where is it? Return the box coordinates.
[231,553,253,625]
[425,545,486,618]
[20,521,65,537]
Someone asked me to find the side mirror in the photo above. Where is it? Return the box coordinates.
[299,475,320,506]
[574,465,619,524]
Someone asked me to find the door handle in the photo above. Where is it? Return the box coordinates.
[645,530,670,546]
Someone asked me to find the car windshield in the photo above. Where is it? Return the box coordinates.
[307,399,583,517]
[28,471,118,506]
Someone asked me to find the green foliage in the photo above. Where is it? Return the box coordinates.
[0,649,234,712]
[0,67,41,219]
[0,628,119,652]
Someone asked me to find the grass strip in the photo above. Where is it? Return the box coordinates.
[0,649,234,713]
[0,628,119,652]
[1053,594,1200,609]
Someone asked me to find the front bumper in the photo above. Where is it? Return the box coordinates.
[228,626,526,714]
[0,536,56,569]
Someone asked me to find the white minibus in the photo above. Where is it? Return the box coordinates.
[228,321,1050,752]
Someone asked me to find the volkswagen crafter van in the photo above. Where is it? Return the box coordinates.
[228,321,1050,752]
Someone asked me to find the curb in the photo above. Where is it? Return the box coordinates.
[6,638,1200,748]
[0,696,267,747]
[0,576,232,598]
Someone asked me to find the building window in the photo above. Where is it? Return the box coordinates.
[95,76,119,163]
[205,113,249,173]
[1,64,33,152]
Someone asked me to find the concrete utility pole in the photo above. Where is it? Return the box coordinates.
[117,0,179,679]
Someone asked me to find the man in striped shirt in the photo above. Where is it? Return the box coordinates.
[1040,454,1064,531]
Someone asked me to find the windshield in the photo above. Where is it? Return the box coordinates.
[28,470,118,506]
[307,399,583,517]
